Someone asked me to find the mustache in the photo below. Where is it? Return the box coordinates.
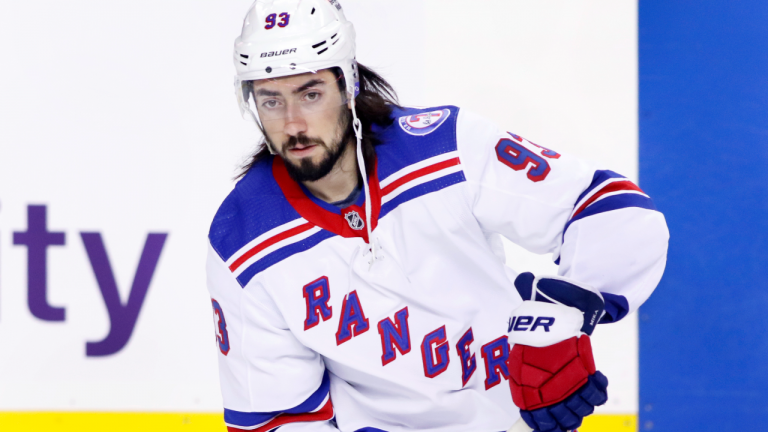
[283,134,326,150]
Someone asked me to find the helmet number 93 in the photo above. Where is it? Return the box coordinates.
[265,12,291,29]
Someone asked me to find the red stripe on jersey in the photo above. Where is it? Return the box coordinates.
[229,222,315,272]
[381,157,461,196]
[572,180,645,219]
[226,397,334,432]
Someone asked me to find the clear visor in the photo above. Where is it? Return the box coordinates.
[238,69,349,136]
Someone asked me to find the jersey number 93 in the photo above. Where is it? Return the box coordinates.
[212,299,230,355]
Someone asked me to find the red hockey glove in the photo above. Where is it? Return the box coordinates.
[507,273,608,432]
[509,335,596,410]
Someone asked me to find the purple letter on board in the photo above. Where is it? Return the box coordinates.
[81,232,167,356]
[13,205,66,321]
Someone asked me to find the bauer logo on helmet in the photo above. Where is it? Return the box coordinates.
[260,48,297,58]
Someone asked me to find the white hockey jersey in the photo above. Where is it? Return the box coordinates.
[206,106,669,432]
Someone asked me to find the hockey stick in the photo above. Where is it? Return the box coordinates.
[507,418,534,432]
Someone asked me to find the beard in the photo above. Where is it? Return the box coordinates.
[275,110,353,183]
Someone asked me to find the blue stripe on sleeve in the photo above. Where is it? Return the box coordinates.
[563,193,658,236]
[555,193,658,265]
[600,293,630,323]
[574,170,626,207]
[224,370,331,427]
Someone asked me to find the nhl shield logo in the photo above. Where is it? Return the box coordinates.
[344,211,365,230]
[398,109,451,136]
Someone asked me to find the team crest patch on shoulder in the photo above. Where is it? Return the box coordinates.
[398,109,451,136]
[344,210,365,230]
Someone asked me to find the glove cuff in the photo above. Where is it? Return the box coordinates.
[513,273,605,336]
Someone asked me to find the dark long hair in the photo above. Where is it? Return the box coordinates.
[236,63,399,179]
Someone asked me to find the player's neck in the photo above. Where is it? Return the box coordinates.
[302,140,359,203]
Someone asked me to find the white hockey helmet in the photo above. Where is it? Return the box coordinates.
[234,0,359,128]
[234,0,378,262]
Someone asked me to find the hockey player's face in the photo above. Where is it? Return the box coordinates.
[252,70,350,182]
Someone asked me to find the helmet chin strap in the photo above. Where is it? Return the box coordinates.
[247,110,277,155]
[349,98,376,265]
[239,83,276,155]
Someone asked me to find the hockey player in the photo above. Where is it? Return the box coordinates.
[207,1,669,431]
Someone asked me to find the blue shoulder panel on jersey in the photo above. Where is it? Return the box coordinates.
[224,370,331,428]
[209,157,303,262]
[209,157,337,286]
[375,105,466,216]
[375,105,461,180]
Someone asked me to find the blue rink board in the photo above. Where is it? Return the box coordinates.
[639,1,768,430]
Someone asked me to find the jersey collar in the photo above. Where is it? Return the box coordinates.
[272,155,381,243]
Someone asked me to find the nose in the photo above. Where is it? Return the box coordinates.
[283,101,307,137]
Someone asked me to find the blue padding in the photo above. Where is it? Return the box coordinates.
[599,293,629,324]
[514,273,605,336]
[224,370,331,427]
[535,277,604,336]
[513,272,535,301]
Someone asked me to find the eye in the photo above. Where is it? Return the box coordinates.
[304,91,321,101]
[261,99,281,109]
